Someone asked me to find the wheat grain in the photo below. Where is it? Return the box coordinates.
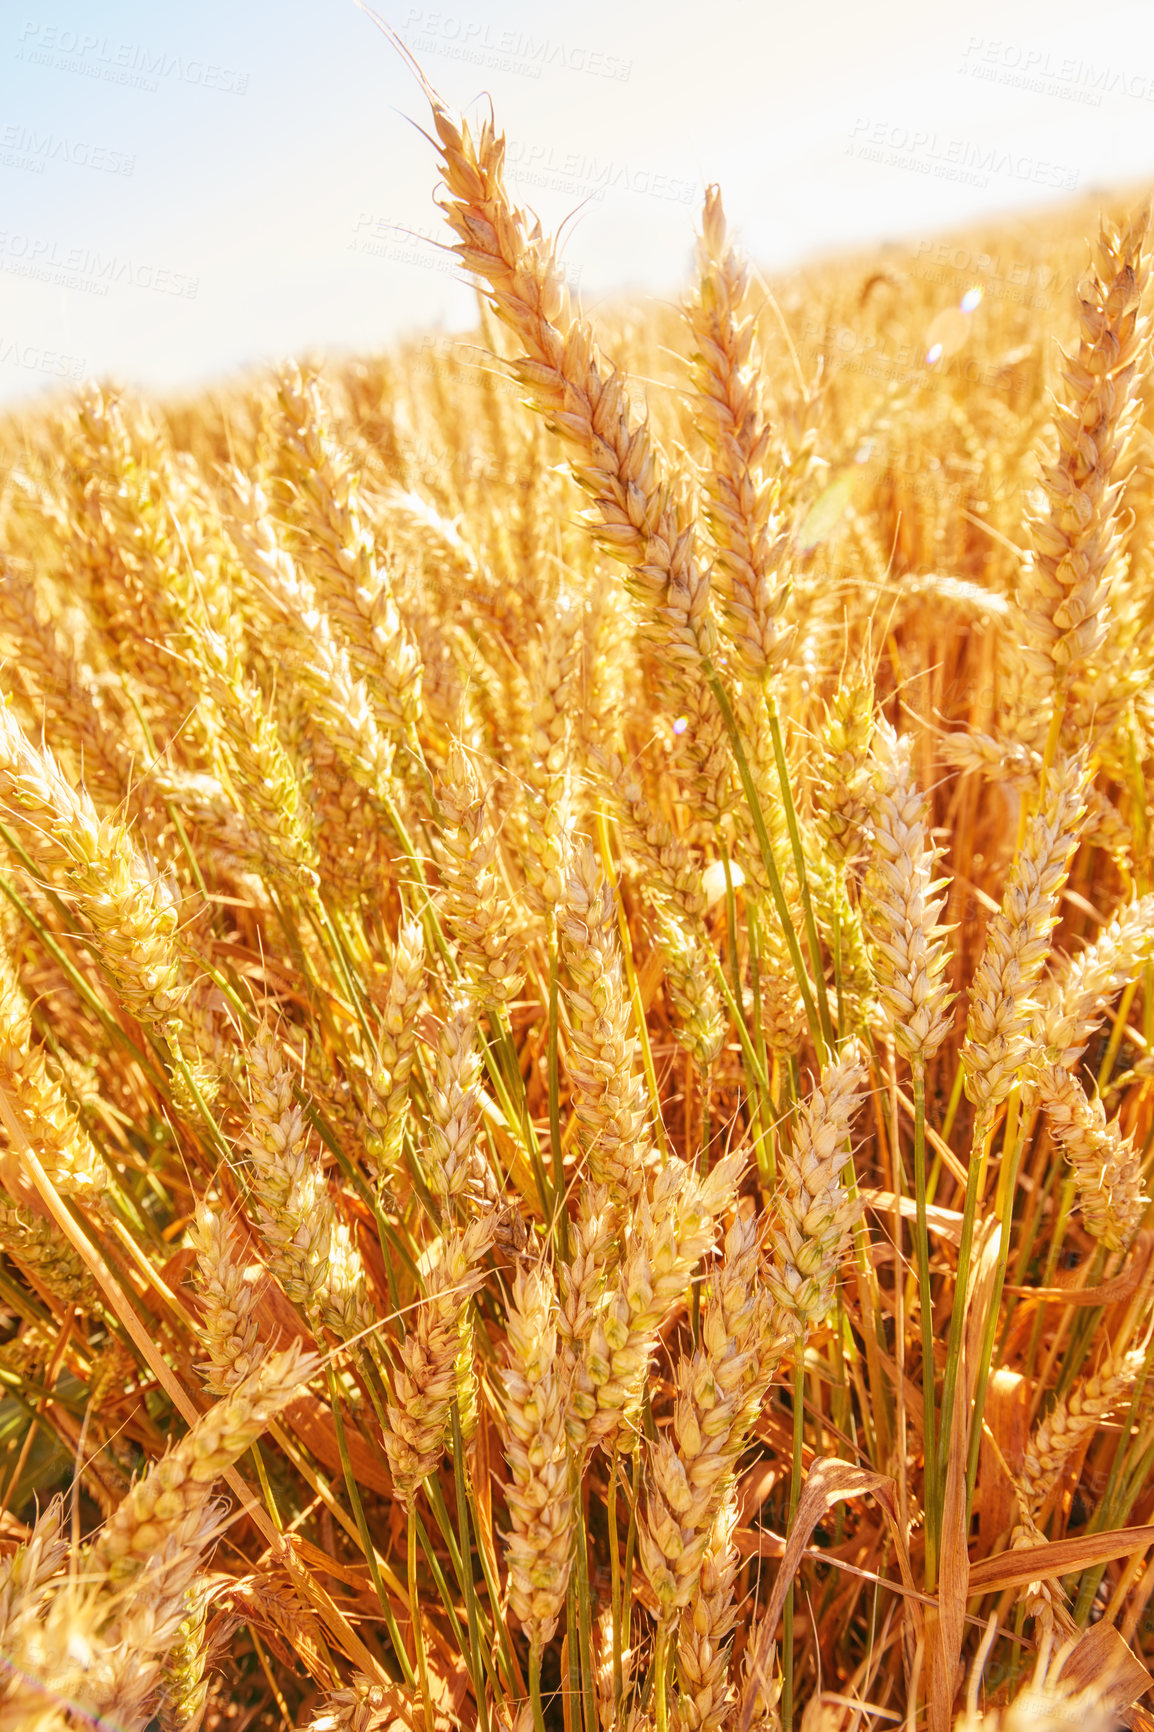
[766,1044,867,1333]
[558,842,652,1207]
[1016,1347,1144,1519]
[430,100,734,820]
[1019,208,1150,716]
[95,1341,319,1577]
[640,1212,785,1621]
[1036,1064,1147,1248]
[190,1202,267,1395]
[686,185,793,683]
[361,916,425,1177]
[433,744,524,1012]
[382,1214,495,1507]
[501,1265,574,1650]
[962,755,1090,1115]
[862,717,954,1064]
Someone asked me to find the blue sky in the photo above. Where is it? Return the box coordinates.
[2,0,1153,406]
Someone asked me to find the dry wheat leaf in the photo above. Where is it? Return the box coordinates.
[968,1524,1154,1594]
[930,1328,971,1732]
[1057,1621,1152,1720]
[965,1218,1003,1404]
[736,1459,908,1732]
[864,1189,964,1244]
[282,1391,394,1497]
[975,1368,1030,1549]
[761,1459,904,1634]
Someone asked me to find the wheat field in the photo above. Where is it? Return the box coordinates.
[0,70,1152,1732]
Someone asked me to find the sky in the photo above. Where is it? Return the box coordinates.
[2,0,1154,407]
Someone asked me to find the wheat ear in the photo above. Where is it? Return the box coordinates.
[429,100,733,820]
[501,1265,575,1651]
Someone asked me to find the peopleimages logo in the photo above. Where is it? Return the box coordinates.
[0,232,199,299]
[907,239,1074,312]
[505,141,696,205]
[959,37,1154,105]
[0,335,86,379]
[399,8,632,82]
[16,21,249,95]
[0,123,135,176]
[846,120,1078,192]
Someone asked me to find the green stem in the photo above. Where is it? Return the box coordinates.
[965,1121,1026,1510]
[566,1584,581,1732]
[1055,1249,1109,1403]
[424,1472,468,1592]
[409,1511,435,1732]
[654,1620,669,1732]
[700,1065,712,1177]
[1024,1176,1075,1383]
[782,1348,805,1732]
[451,1401,493,1731]
[326,1363,411,1680]
[747,899,774,1185]
[913,1066,939,1588]
[708,943,772,1101]
[530,1643,546,1732]
[249,1442,282,1533]
[609,1449,624,1714]
[414,1504,469,1658]
[449,1456,517,1698]
[172,1054,230,1163]
[721,845,742,1014]
[703,668,822,1052]
[573,1466,597,1732]
[767,700,834,1048]
[1070,1349,1154,1624]
[620,1446,641,1705]
[310,893,374,1045]
[163,795,210,902]
[938,1107,992,1495]
[547,924,566,1255]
